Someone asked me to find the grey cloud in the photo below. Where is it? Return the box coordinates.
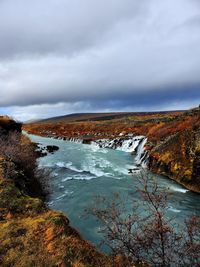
[0,0,146,59]
[0,0,199,114]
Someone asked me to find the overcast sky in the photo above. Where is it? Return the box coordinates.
[0,0,200,121]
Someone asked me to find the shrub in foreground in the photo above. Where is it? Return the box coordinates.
[88,173,200,267]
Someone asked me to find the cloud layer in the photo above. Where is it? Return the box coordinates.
[0,0,200,120]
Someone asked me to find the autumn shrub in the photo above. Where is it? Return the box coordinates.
[0,129,49,199]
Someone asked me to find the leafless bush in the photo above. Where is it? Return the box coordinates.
[180,216,200,266]
[88,172,200,267]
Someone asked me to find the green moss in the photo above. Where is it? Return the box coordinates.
[47,215,68,226]
[0,178,44,217]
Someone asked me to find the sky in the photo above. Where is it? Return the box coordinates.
[0,0,200,121]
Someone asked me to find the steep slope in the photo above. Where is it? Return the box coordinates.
[148,125,200,192]
[147,108,200,192]
[0,119,113,267]
[0,172,111,267]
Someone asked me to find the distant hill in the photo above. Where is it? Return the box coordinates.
[30,110,185,124]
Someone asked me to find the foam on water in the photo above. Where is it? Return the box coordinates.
[168,206,181,213]
[62,175,97,181]
[56,161,83,173]
[81,160,105,177]
[170,186,189,193]
[56,157,120,179]
[55,190,74,201]
[53,145,140,179]
[61,176,73,182]
[90,144,101,153]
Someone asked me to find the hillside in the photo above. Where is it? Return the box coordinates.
[33,110,184,124]
[148,108,200,192]
[24,110,183,140]
[0,119,113,267]
[24,107,200,192]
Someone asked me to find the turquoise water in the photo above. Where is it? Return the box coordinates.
[28,133,200,249]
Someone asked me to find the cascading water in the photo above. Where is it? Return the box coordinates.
[92,135,148,167]
[38,130,149,168]
[116,137,143,153]
[68,137,82,143]
[135,138,148,166]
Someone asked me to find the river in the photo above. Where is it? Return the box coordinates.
[27,133,200,251]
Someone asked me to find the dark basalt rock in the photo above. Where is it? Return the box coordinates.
[82,138,92,144]
[35,143,47,157]
[36,149,48,157]
[46,145,59,153]
[36,144,59,157]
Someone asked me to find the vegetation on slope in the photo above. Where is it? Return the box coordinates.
[148,108,200,192]
[23,111,183,140]
[0,173,113,267]
[0,119,113,267]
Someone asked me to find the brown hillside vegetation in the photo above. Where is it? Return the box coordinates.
[24,110,183,140]
[0,120,114,267]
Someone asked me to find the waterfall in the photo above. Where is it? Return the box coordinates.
[135,138,148,167]
[63,134,149,168]
[91,135,148,167]
[92,136,144,152]
[68,137,83,143]
[116,136,144,153]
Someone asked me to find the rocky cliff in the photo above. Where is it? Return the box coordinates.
[148,126,200,192]
[147,108,200,193]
